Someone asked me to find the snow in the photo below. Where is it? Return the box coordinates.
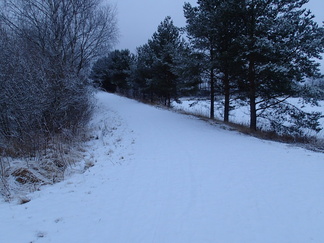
[172,97,324,138]
[1,91,324,243]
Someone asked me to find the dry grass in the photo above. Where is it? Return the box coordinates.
[0,129,89,201]
[170,105,324,153]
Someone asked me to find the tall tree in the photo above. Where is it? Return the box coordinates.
[239,0,324,131]
[172,48,203,97]
[91,49,133,93]
[149,16,188,106]
[132,16,189,106]
[184,0,244,120]
[184,1,219,119]
[185,0,324,134]
[214,1,245,122]
[130,44,156,101]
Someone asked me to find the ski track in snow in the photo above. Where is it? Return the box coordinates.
[1,91,324,243]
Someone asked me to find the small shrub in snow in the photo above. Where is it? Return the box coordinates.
[17,197,31,205]
[11,168,44,185]
[84,160,95,170]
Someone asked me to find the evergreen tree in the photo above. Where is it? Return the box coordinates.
[90,49,133,93]
[172,47,203,97]
[90,56,113,91]
[150,16,188,106]
[129,44,156,100]
[185,0,324,134]
[133,16,189,106]
[184,1,219,118]
[184,0,244,120]
[239,0,324,131]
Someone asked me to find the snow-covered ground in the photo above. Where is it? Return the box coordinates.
[172,97,324,138]
[1,92,324,243]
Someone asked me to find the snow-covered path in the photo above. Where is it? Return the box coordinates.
[1,92,324,243]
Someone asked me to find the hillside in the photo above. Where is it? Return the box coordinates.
[1,91,324,243]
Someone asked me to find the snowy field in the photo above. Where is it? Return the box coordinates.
[172,97,324,138]
[1,92,324,243]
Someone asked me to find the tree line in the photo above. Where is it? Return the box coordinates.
[91,0,324,137]
[91,16,201,107]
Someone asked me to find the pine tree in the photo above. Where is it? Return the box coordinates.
[151,16,187,106]
[185,0,324,134]
[184,0,244,120]
[172,47,203,97]
[239,0,324,131]
[184,1,218,119]
[90,49,133,93]
[133,16,189,106]
[130,43,156,101]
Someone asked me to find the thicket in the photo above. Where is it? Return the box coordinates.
[0,0,117,199]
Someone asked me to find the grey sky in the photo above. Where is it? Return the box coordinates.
[112,0,196,51]
[112,0,324,72]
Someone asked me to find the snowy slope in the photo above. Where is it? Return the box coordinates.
[172,98,324,138]
[1,92,324,243]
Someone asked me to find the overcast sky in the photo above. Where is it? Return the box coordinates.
[111,0,196,51]
[111,0,324,72]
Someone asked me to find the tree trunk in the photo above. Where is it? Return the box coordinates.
[224,71,230,122]
[248,59,257,130]
[250,91,257,130]
[247,4,257,131]
[210,67,215,119]
[167,94,171,107]
[209,47,215,119]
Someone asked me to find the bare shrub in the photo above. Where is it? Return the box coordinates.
[0,0,117,198]
[11,168,44,185]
